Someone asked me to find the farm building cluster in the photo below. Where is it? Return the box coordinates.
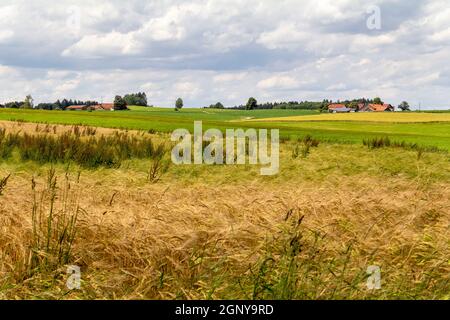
[66,103,114,111]
[328,103,395,113]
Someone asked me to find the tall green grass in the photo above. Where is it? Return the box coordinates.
[0,130,168,168]
[363,136,443,153]
[27,169,80,278]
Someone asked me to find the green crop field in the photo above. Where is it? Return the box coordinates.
[1,107,449,150]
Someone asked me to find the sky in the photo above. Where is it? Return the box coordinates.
[0,0,450,109]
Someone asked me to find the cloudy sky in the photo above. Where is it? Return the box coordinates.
[1,0,450,109]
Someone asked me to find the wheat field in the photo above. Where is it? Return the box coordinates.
[0,123,449,300]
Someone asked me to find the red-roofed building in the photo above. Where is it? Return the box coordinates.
[369,103,395,112]
[328,104,347,112]
[66,105,87,111]
[94,103,115,111]
[360,103,395,112]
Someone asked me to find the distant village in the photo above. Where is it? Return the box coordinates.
[0,93,411,112]
[327,102,395,113]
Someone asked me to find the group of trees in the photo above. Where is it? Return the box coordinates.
[0,92,149,111]
[0,94,415,112]
[0,101,24,109]
[230,98,326,111]
[0,96,102,110]
[0,95,34,109]
[123,92,148,106]
[113,96,128,110]
[205,102,225,109]
[36,99,99,110]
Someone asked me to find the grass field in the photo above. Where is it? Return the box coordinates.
[1,107,450,150]
[0,110,449,300]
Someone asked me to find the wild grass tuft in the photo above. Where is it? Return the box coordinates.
[292,135,320,159]
[363,137,442,153]
[147,157,169,183]
[0,173,10,196]
[26,168,81,278]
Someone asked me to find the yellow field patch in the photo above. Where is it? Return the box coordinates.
[253,112,450,123]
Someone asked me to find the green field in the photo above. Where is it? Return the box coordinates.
[1,107,450,150]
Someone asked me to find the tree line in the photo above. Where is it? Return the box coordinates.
[0,92,149,111]
[0,94,412,112]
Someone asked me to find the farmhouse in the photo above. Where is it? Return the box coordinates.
[359,103,395,112]
[95,103,114,111]
[328,104,353,113]
[328,103,395,113]
[328,104,346,112]
[66,105,87,111]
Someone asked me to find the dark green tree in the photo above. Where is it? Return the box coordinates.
[398,101,410,111]
[124,92,148,106]
[246,97,257,110]
[21,95,34,109]
[113,95,128,110]
[5,101,22,108]
[175,98,184,111]
[373,97,383,105]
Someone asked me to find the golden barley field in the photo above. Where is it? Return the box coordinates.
[0,122,449,300]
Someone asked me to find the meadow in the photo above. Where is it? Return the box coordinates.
[1,107,450,150]
[0,109,449,300]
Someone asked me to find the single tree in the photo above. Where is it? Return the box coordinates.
[373,97,383,105]
[21,95,34,109]
[175,98,184,111]
[214,102,224,109]
[246,97,257,110]
[113,95,128,110]
[398,101,411,111]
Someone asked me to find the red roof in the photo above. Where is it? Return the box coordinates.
[95,103,114,110]
[66,105,86,110]
[369,104,392,112]
[328,104,346,110]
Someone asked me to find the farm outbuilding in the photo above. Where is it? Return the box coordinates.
[66,105,87,111]
[359,103,395,112]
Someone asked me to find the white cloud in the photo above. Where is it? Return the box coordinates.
[213,73,247,83]
[257,23,310,50]
[257,75,299,90]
